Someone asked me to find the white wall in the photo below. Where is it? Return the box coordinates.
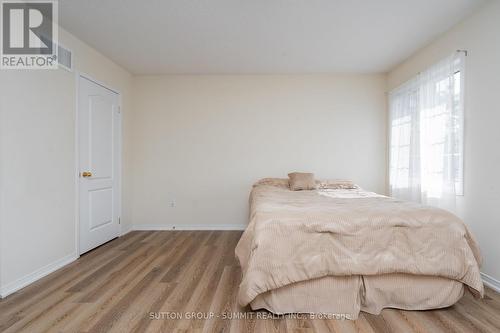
[387,0,500,283]
[129,74,387,229]
[0,28,133,296]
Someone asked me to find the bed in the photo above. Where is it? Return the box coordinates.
[235,178,484,319]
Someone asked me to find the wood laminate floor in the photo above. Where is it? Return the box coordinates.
[0,231,499,333]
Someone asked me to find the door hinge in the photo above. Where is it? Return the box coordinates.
[118,217,121,224]
[117,106,121,114]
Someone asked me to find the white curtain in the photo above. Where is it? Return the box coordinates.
[389,52,464,211]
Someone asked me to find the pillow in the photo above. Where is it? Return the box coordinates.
[254,178,289,188]
[288,172,316,191]
[316,179,359,189]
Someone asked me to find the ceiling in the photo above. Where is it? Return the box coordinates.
[59,0,486,75]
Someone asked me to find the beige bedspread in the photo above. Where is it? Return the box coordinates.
[235,179,484,310]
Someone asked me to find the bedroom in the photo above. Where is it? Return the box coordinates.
[0,0,499,332]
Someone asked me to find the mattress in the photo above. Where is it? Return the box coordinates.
[235,178,483,318]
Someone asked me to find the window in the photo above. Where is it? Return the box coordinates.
[389,52,464,209]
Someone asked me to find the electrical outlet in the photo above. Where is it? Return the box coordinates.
[169,200,175,207]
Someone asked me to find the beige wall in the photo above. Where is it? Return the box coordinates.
[387,0,500,282]
[0,28,133,295]
[129,74,387,229]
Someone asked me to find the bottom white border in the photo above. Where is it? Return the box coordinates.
[0,253,78,298]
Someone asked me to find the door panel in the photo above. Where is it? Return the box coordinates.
[89,96,113,178]
[89,188,113,230]
[79,76,120,254]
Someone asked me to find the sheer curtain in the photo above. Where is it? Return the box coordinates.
[389,52,465,211]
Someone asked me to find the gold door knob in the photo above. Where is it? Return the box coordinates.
[82,171,92,178]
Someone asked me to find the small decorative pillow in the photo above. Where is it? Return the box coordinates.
[288,172,316,191]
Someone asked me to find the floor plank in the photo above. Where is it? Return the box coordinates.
[0,231,498,333]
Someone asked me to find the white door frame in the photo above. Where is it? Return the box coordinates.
[74,72,123,257]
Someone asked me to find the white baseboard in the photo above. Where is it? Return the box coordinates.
[481,272,500,293]
[0,253,78,298]
[120,224,134,236]
[132,224,247,231]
